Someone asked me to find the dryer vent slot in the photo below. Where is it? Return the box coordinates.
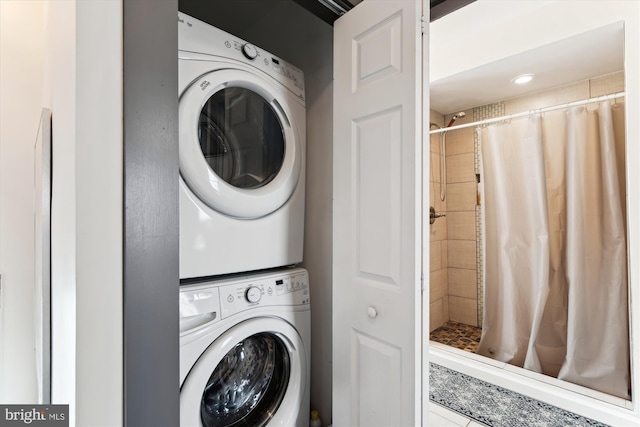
[271,99,290,127]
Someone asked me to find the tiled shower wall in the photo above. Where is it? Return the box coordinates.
[429,109,448,332]
[441,112,478,327]
[429,71,625,332]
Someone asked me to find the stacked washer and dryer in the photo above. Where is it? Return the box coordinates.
[177,12,310,427]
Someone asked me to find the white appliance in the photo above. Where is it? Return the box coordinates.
[180,268,310,427]
[178,12,306,279]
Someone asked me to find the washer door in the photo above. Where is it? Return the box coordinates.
[180,69,301,219]
[180,317,306,427]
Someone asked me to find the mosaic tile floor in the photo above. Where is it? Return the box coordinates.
[430,363,609,427]
[430,321,482,353]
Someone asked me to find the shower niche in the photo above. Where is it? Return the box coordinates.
[428,20,632,405]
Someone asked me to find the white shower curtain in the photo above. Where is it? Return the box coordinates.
[477,101,630,399]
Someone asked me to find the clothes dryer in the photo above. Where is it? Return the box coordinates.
[178,13,306,279]
[180,268,310,427]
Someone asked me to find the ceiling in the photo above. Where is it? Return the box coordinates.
[298,1,624,116]
[293,0,474,25]
[430,21,625,114]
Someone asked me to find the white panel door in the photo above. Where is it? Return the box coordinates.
[333,1,425,426]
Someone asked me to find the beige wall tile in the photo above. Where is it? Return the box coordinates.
[449,296,478,327]
[537,81,589,109]
[430,241,442,272]
[449,268,477,299]
[504,81,589,115]
[447,153,475,184]
[429,299,445,332]
[430,133,441,155]
[430,268,448,302]
[443,295,449,322]
[431,189,446,213]
[444,127,474,156]
[448,240,476,270]
[441,241,448,269]
[590,71,625,97]
[428,215,447,241]
[446,182,476,212]
[429,151,441,184]
[447,211,476,240]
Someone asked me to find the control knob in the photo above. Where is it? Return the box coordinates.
[241,43,258,60]
[245,286,262,303]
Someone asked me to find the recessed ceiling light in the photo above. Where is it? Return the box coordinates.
[512,74,534,85]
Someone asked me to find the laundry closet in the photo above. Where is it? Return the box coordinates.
[178,0,336,423]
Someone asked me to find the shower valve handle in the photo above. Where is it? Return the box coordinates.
[429,207,446,224]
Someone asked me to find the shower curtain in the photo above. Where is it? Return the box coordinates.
[477,101,630,399]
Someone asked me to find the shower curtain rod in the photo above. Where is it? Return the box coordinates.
[428,91,625,135]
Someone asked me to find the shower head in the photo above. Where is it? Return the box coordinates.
[447,111,466,127]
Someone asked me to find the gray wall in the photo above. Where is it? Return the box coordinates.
[123,1,179,425]
[179,1,335,423]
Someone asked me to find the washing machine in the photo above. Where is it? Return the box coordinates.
[180,268,310,427]
[178,12,306,279]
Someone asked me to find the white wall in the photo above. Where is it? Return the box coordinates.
[0,1,123,424]
[47,1,77,414]
[73,2,123,425]
[47,1,123,426]
[0,0,45,403]
[431,1,640,424]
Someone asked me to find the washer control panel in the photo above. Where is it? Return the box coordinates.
[179,269,309,334]
[219,269,309,318]
[241,43,258,60]
[245,286,262,303]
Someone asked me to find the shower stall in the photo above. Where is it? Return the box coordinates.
[426,2,640,423]
[428,70,630,400]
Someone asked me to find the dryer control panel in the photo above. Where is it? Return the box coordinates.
[218,269,309,319]
[178,12,305,101]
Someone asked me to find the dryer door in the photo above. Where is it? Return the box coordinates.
[180,69,301,219]
[180,317,307,427]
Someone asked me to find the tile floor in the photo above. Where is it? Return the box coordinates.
[429,321,482,353]
[429,363,609,427]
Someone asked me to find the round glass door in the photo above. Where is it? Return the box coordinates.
[180,317,307,427]
[199,88,285,190]
[179,69,301,219]
[200,333,290,427]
